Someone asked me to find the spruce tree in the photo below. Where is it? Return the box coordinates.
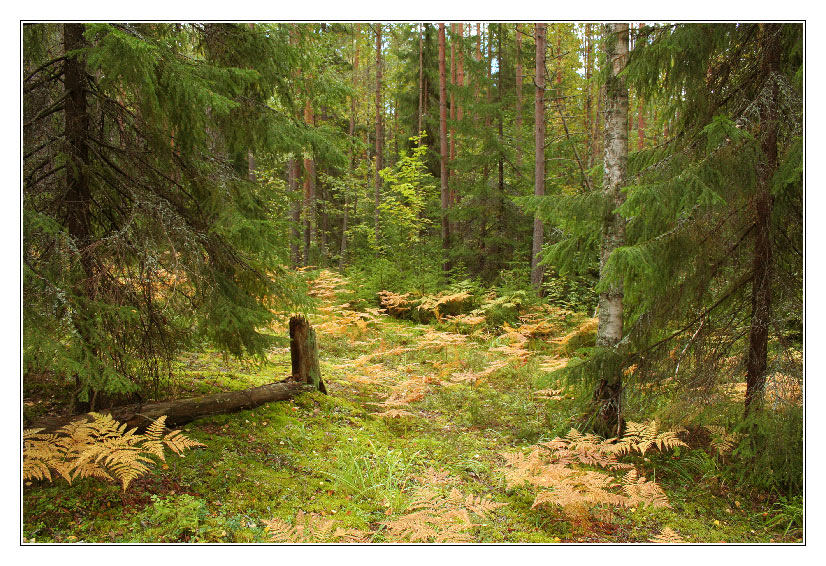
[23,23,309,407]
[537,23,802,422]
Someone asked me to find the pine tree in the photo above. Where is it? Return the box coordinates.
[438,23,450,272]
[531,23,546,291]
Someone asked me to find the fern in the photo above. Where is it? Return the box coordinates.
[649,527,686,543]
[264,511,368,543]
[704,425,742,457]
[620,469,671,508]
[382,485,500,543]
[613,420,688,456]
[500,424,679,521]
[23,413,204,491]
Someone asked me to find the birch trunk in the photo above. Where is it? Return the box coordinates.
[594,23,629,437]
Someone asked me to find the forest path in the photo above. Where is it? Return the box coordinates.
[305,269,571,427]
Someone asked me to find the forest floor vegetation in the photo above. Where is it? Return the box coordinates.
[22,269,802,543]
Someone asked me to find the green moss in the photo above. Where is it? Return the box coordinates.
[23,274,801,544]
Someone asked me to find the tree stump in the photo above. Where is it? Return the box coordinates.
[290,315,327,394]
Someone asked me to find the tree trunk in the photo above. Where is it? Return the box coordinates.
[745,23,781,415]
[303,99,315,266]
[418,23,424,140]
[450,23,456,173]
[585,23,593,170]
[341,24,359,268]
[374,24,383,249]
[495,24,505,275]
[531,23,546,292]
[515,26,523,169]
[63,23,96,413]
[594,23,629,437]
[636,24,646,151]
[32,381,319,433]
[319,178,328,265]
[248,150,256,181]
[438,23,450,273]
[290,315,326,393]
[288,158,301,267]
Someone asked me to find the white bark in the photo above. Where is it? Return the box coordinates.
[597,23,629,348]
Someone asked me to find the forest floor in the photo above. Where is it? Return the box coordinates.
[22,270,802,544]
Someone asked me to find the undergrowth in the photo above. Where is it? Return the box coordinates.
[22,269,803,543]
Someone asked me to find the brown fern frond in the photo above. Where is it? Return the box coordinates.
[23,458,54,483]
[621,469,670,508]
[649,527,686,543]
[70,460,114,483]
[415,466,452,486]
[23,429,61,483]
[23,413,203,491]
[144,416,168,440]
[332,527,370,543]
[459,493,507,518]
[383,483,503,543]
[266,511,341,543]
[619,421,687,456]
[264,517,299,543]
[163,429,206,455]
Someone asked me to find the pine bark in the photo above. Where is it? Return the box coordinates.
[438,23,450,273]
[288,158,300,266]
[595,23,629,437]
[515,26,523,169]
[531,23,546,291]
[303,99,315,266]
[745,23,781,415]
[585,23,593,170]
[374,24,383,248]
[341,24,359,267]
[418,23,424,140]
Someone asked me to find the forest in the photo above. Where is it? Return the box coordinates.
[22,22,803,544]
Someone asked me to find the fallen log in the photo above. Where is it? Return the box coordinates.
[31,315,327,432]
[30,378,319,432]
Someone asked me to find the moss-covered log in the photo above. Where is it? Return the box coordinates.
[32,316,327,432]
[30,379,319,432]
